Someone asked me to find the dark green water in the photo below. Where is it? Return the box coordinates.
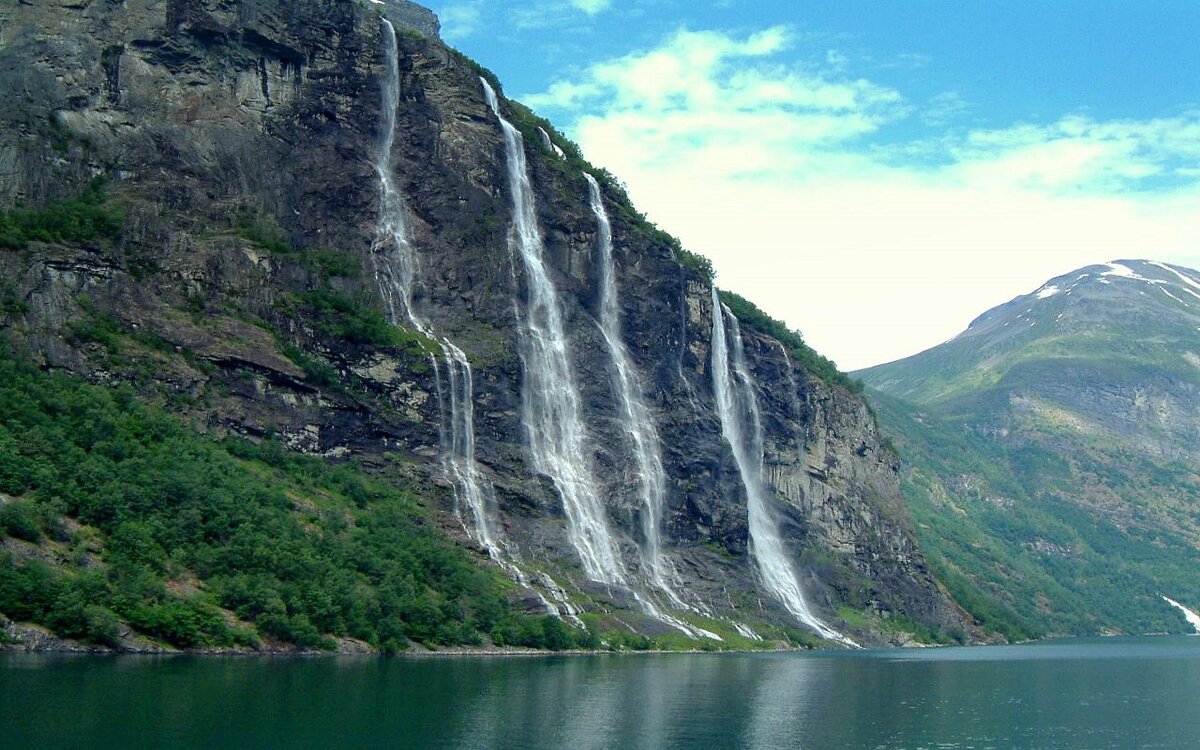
[3,636,1198,749]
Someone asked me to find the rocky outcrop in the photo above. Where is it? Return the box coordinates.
[0,0,968,644]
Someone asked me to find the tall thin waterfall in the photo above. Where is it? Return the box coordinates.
[481,78,626,585]
[372,20,422,329]
[584,173,678,601]
[442,341,498,553]
[372,21,501,564]
[710,287,852,645]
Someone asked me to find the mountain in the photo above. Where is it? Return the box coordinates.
[859,260,1200,637]
[0,0,966,651]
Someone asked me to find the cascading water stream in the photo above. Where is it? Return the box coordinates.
[1163,596,1200,633]
[585,175,679,598]
[709,286,854,646]
[537,127,566,160]
[481,78,626,586]
[371,20,423,330]
[585,174,719,641]
[372,21,510,578]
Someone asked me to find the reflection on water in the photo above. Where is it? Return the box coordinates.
[746,654,826,748]
[2,637,1199,750]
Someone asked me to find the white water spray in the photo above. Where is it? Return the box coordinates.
[585,174,682,602]
[372,22,506,570]
[481,78,626,585]
[371,20,424,329]
[709,287,853,646]
[1163,596,1200,633]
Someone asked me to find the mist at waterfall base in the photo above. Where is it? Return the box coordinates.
[6,637,1199,749]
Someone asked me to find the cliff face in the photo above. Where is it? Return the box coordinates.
[0,0,966,645]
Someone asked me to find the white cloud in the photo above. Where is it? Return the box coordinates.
[505,0,616,30]
[569,0,612,14]
[437,1,484,40]
[922,91,970,126]
[525,28,1200,370]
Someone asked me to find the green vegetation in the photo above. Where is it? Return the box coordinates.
[0,179,124,250]
[304,248,361,281]
[1,284,29,319]
[235,215,360,283]
[718,289,862,392]
[0,341,595,651]
[234,214,293,256]
[282,345,340,388]
[676,248,714,279]
[293,289,437,353]
[447,47,502,94]
[868,388,1200,639]
[64,304,125,352]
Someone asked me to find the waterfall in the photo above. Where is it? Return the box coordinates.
[372,21,502,566]
[1163,596,1200,633]
[481,78,626,585]
[372,20,423,330]
[441,341,498,553]
[709,287,853,645]
[583,174,722,640]
[584,174,677,600]
[537,127,567,160]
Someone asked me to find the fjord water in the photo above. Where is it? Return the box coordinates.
[4,637,1199,749]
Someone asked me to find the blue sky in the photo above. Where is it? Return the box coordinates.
[430,0,1200,368]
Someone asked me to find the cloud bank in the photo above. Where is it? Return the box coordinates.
[525,28,1200,369]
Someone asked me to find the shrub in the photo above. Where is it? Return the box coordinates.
[0,179,123,250]
[234,214,293,255]
[299,290,398,346]
[676,248,714,280]
[0,501,42,542]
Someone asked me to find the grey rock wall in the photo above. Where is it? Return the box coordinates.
[0,0,969,644]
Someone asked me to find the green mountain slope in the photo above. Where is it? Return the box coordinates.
[0,343,594,652]
[860,260,1200,636]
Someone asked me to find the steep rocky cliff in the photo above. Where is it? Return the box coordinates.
[0,0,967,647]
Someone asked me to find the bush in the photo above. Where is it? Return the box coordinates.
[0,179,123,250]
[0,501,42,542]
[282,345,339,388]
[304,249,360,280]
[83,605,123,647]
[234,214,293,256]
[676,248,714,280]
[299,290,399,346]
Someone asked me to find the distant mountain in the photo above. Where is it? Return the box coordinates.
[858,260,1200,638]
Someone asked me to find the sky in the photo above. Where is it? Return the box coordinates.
[428,0,1200,370]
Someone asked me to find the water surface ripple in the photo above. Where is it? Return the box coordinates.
[3,636,1198,749]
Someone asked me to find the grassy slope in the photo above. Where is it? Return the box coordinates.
[870,389,1200,638]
